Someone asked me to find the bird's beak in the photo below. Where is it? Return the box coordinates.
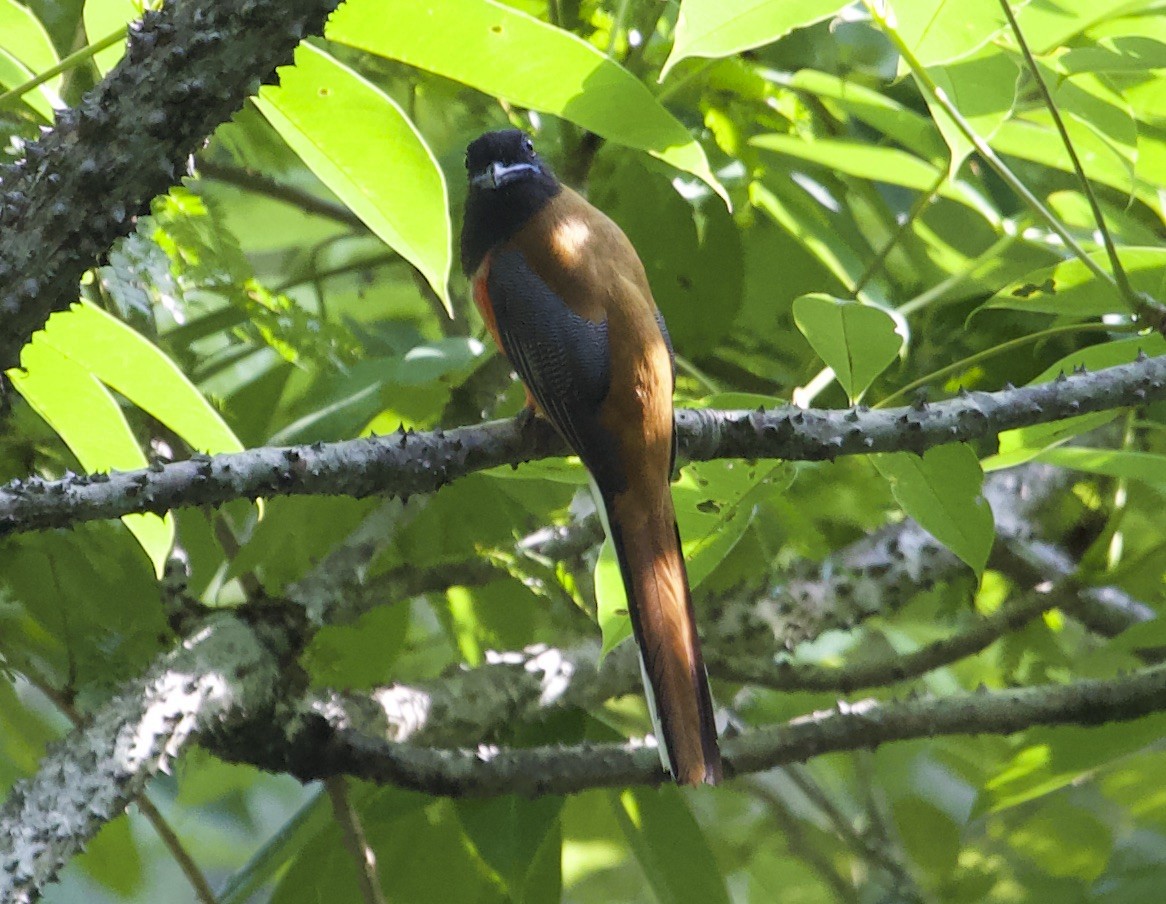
[471,161,539,190]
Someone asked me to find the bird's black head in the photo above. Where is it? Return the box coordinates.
[465,129,553,191]
[461,130,561,275]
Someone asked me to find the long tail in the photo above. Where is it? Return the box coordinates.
[603,483,722,786]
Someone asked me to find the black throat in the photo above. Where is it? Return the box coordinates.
[460,175,561,276]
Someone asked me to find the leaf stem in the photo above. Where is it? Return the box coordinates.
[865,2,1121,301]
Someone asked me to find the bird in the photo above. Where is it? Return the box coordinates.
[460,128,722,785]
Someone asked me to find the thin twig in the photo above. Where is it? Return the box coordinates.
[196,159,366,230]
[136,796,219,904]
[326,777,387,904]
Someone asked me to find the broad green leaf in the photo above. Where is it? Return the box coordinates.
[887,0,1004,68]
[978,248,1166,318]
[82,0,142,74]
[8,338,173,575]
[256,44,451,310]
[990,118,1149,203]
[327,0,726,202]
[0,0,59,86]
[793,293,903,402]
[873,444,994,577]
[978,717,1166,812]
[34,302,244,455]
[1030,333,1166,383]
[457,796,563,903]
[662,0,847,78]
[786,69,946,161]
[750,132,995,218]
[1036,447,1166,492]
[894,795,961,874]
[1060,36,1166,74]
[599,460,786,656]
[610,787,730,904]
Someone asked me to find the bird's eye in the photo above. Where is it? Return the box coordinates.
[522,136,534,153]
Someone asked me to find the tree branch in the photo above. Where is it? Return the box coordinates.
[0,614,283,904]
[0,0,341,371]
[210,661,1166,797]
[3,355,1164,536]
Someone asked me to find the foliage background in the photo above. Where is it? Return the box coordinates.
[3,0,1166,901]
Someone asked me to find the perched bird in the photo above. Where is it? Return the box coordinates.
[460,129,721,785]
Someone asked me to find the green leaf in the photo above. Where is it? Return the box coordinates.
[75,816,142,896]
[1029,333,1166,383]
[978,248,1166,318]
[749,181,870,297]
[887,0,1004,68]
[256,44,451,311]
[0,49,56,118]
[674,459,789,587]
[456,796,563,903]
[82,0,141,74]
[750,132,994,218]
[662,0,847,78]
[1036,447,1166,492]
[894,795,961,874]
[8,338,173,575]
[788,69,946,162]
[872,444,994,577]
[32,302,244,456]
[982,334,1164,471]
[610,787,730,904]
[326,0,726,202]
[926,46,1019,172]
[792,293,903,402]
[596,537,631,656]
[0,0,60,86]
[983,411,1119,473]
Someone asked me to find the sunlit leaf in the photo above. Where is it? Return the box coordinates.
[662,0,847,78]
[34,302,244,456]
[8,338,173,575]
[327,0,726,202]
[256,44,452,310]
[887,0,1004,68]
[0,0,59,86]
[978,248,1166,318]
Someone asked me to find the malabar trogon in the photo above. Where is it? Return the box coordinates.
[460,129,722,785]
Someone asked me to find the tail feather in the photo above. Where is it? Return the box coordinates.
[604,486,721,786]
